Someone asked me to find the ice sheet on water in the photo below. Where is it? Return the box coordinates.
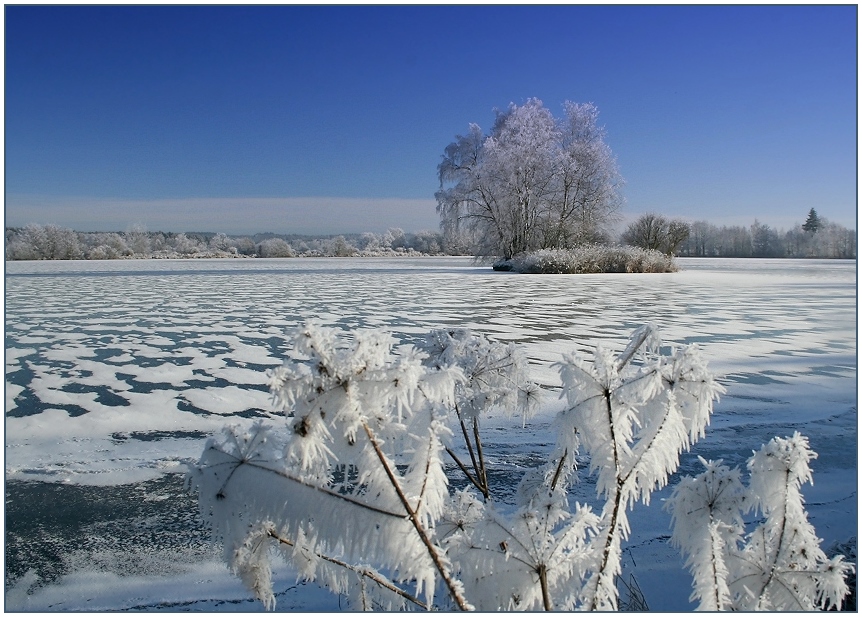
[7,558,341,612]
[6,346,37,363]
[6,256,855,485]
[6,382,26,411]
[114,357,214,387]
[180,385,273,415]
[4,257,856,610]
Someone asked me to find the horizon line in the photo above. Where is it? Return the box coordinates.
[5,194,856,236]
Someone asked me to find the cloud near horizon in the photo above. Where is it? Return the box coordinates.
[6,195,855,238]
[4,195,443,236]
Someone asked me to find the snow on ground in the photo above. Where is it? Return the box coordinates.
[4,256,856,610]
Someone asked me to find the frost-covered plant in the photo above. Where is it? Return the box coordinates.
[191,322,470,610]
[666,433,853,611]
[191,321,845,612]
[503,245,678,274]
[553,324,724,609]
[418,328,539,499]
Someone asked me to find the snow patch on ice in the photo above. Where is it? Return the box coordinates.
[180,386,272,415]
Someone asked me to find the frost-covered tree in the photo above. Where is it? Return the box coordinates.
[5,223,83,260]
[208,232,232,253]
[683,220,715,257]
[409,230,443,255]
[549,102,624,246]
[357,232,383,252]
[257,237,294,258]
[678,217,856,259]
[192,322,811,611]
[229,235,257,256]
[84,232,130,259]
[169,232,203,255]
[436,123,489,255]
[666,434,852,610]
[806,219,857,259]
[322,235,357,257]
[751,220,783,257]
[480,100,560,259]
[622,213,666,252]
[664,221,692,255]
[5,225,43,260]
[125,223,151,255]
[436,99,623,259]
[384,228,407,251]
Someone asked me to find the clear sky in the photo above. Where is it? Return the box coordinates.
[4,5,857,235]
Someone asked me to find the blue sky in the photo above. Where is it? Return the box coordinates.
[5,5,857,235]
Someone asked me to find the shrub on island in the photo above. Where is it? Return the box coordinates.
[494,245,678,274]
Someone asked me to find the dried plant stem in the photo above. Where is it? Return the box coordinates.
[616,325,652,370]
[267,529,429,610]
[220,457,403,519]
[586,331,656,610]
[362,421,472,611]
[454,403,489,499]
[550,449,568,492]
[446,447,485,494]
[452,402,490,500]
[587,390,624,612]
[753,469,792,610]
[538,563,553,611]
[472,417,488,495]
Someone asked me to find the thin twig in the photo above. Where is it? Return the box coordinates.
[550,449,568,492]
[616,326,653,370]
[446,447,486,494]
[362,421,473,611]
[414,410,439,518]
[455,403,482,490]
[218,457,403,519]
[753,469,793,609]
[267,529,429,610]
[472,417,489,497]
[587,389,624,612]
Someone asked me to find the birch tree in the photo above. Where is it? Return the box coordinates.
[436,99,623,260]
[550,101,624,246]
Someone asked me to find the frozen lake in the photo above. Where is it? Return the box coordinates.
[5,256,857,610]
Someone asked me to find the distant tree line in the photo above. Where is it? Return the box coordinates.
[620,209,855,259]
[7,209,854,262]
[678,210,856,259]
[4,224,449,261]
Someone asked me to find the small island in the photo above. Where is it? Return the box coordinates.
[493,245,678,274]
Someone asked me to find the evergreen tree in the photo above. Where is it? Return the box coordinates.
[802,208,821,233]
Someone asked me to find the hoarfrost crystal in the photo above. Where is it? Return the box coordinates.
[191,321,848,612]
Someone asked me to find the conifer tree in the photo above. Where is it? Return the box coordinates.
[802,207,822,233]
